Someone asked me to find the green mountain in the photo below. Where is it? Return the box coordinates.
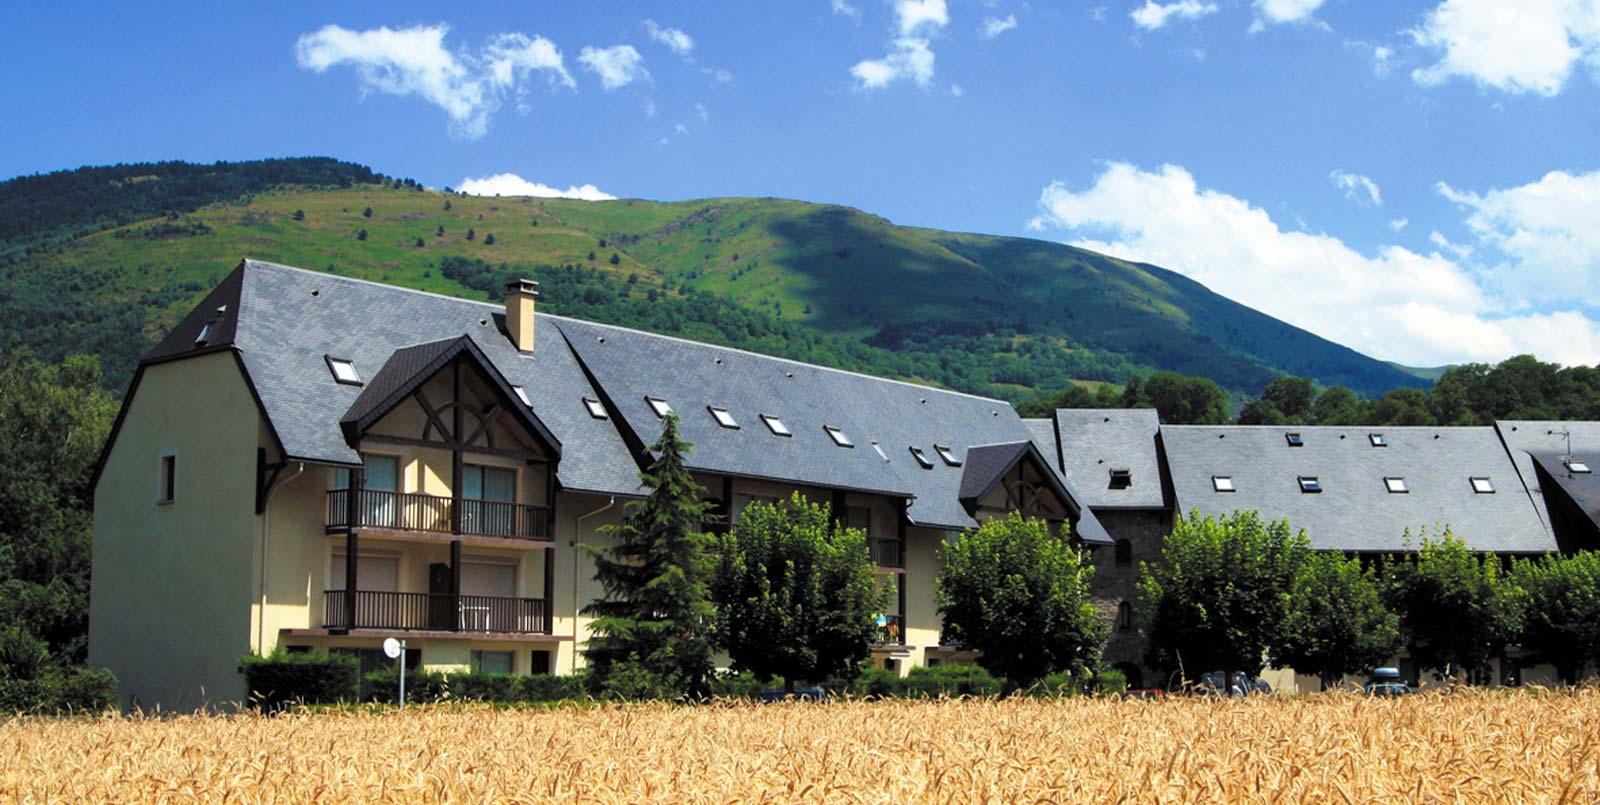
[0,158,1425,400]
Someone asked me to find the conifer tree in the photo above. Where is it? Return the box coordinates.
[582,412,716,698]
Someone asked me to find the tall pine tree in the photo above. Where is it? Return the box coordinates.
[581,412,716,698]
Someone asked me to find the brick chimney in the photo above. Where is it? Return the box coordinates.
[505,279,540,353]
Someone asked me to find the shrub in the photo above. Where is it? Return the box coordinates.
[363,669,450,705]
[1093,667,1128,695]
[451,673,518,703]
[519,673,587,703]
[0,667,117,713]
[597,662,677,702]
[899,665,1002,698]
[241,652,358,712]
[709,671,764,700]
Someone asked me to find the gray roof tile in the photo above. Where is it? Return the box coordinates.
[1049,409,1167,510]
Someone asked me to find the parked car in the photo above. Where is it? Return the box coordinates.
[1197,671,1272,697]
[1365,667,1413,696]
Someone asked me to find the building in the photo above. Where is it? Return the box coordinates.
[88,260,1108,710]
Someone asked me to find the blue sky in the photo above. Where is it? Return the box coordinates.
[5,1,1599,368]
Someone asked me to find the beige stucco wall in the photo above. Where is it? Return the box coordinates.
[89,352,262,710]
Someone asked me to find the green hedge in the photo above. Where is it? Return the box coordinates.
[364,670,587,705]
[241,651,359,712]
[0,667,117,713]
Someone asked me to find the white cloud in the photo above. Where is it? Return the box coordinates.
[832,0,863,23]
[1250,0,1327,30]
[675,122,689,135]
[1330,170,1383,206]
[643,20,694,58]
[1027,161,1600,366]
[1390,217,1409,232]
[1372,45,1394,75]
[294,24,574,139]
[1441,169,1600,309]
[1089,6,1108,22]
[1131,1,1219,30]
[950,83,965,96]
[982,15,1018,38]
[895,0,949,36]
[1410,0,1600,96]
[852,38,936,89]
[696,102,709,121]
[579,45,649,90]
[458,173,616,201]
[703,67,735,84]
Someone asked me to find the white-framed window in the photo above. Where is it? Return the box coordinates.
[708,406,739,429]
[1384,476,1408,494]
[1212,475,1235,493]
[934,444,962,466]
[1471,477,1495,494]
[824,425,854,448]
[1370,433,1387,447]
[870,441,890,462]
[582,397,608,419]
[646,397,672,418]
[909,446,934,469]
[326,355,361,385]
[1298,476,1322,493]
[1285,433,1304,447]
[1567,459,1591,474]
[760,414,792,437]
[158,450,178,503]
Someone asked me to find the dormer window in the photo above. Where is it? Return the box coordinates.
[326,356,361,386]
[195,322,214,347]
[646,397,672,418]
[934,444,962,466]
[1369,433,1387,447]
[582,397,608,419]
[824,425,854,448]
[1567,460,1592,474]
[1109,468,1132,489]
[1471,476,1495,494]
[1285,433,1303,447]
[708,406,739,429]
[1298,476,1322,493]
[1384,476,1408,494]
[870,441,889,462]
[512,385,531,407]
[760,414,791,437]
[1212,475,1235,492]
[909,446,934,469]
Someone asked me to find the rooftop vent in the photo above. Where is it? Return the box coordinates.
[909,446,934,469]
[1286,433,1304,447]
[760,414,792,437]
[1298,476,1322,493]
[325,356,361,386]
[646,397,672,418]
[1109,468,1132,489]
[708,406,739,429]
[1212,475,1235,493]
[824,425,854,448]
[1370,433,1387,447]
[1384,476,1408,494]
[1470,477,1495,494]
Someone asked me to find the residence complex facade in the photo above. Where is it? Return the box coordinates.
[89,260,1600,708]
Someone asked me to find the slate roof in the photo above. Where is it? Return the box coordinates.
[1494,421,1600,536]
[1530,452,1600,533]
[1161,425,1554,553]
[1048,409,1168,510]
[220,260,641,496]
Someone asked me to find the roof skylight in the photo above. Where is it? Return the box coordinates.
[326,356,361,386]
[1567,459,1592,474]
[1298,476,1322,493]
[1212,475,1235,493]
[195,322,214,347]
[760,414,792,437]
[646,397,672,418]
[583,397,608,419]
[512,385,531,407]
[1370,433,1387,447]
[870,441,889,462]
[1470,477,1495,494]
[708,406,739,429]
[934,444,962,466]
[1286,433,1304,447]
[1384,477,1408,494]
[824,425,854,448]
[909,446,934,469]
[1109,468,1132,489]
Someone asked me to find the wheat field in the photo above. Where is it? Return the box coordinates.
[1,690,1597,803]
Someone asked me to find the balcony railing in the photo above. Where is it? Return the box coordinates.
[870,538,905,568]
[874,614,905,646]
[324,590,551,634]
[326,489,551,540]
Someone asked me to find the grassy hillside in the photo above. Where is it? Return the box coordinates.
[0,159,1425,400]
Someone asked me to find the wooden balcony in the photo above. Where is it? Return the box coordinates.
[323,590,552,635]
[870,538,905,569]
[874,614,906,646]
[326,488,551,541]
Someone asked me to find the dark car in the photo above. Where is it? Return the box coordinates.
[1365,667,1413,696]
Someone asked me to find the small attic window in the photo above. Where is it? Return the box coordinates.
[1369,433,1388,447]
[1298,476,1322,493]
[870,440,889,462]
[1567,459,1592,474]
[512,385,531,407]
[708,406,739,429]
[824,425,854,448]
[1471,476,1495,494]
[194,322,214,347]
[582,397,608,419]
[934,444,962,466]
[646,397,672,418]
[1285,433,1304,447]
[1109,468,1132,489]
[326,356,361,386]
[760,414,792,437]
[1212,475,1235,493]
[1385,476,1408,494]
[909,446,934,469]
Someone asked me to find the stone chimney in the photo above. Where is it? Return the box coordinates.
[505,279,540,353]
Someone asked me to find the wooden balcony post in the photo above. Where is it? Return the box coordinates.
[543,547,555,634]
[343,530,358,629]
[450,539,463,632]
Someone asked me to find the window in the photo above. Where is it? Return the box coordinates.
[462,465,517,535]
[1369,433,1388,447]
[158,453,177,503]
[909,446,934,469]
[529,649,552,675]
[470,650,514,675]
[330,553,399,592]
[1116,601,1134,632]
[708,406,739,429]
[1471,476,1495,494]
[1114,538,1132,566]
[195,322,214,346]
[326,356,361,385]
[512,385,531,407]
[934,444,962,466]
[1298,476,1322,493]
[1384,476,1408,494]
[1109,468,1132,489]
[582,397,608,419]
[846,506,875,537]
[824,425,854,448]
[645,397,672,418]
[1212,475,1235,493]
[1567,459,1592,474]
[1285,433,1304,447]
[760,414,792,437]
[870,441,890,462]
